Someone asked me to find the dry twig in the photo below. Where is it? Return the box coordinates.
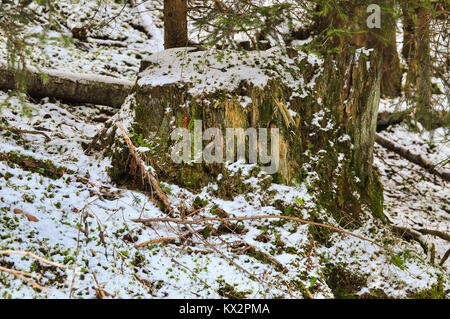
[0,250,66,268]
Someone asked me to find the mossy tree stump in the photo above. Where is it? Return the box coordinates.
[92,46,384,226]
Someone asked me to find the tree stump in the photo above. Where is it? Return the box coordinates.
[91,45,385,226]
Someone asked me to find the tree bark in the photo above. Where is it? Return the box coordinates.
[164,0,188,49]
[380,1,402,98]
[403,2,433,111]
[0,64,133,107]
[401,1,415,63]
[414,5,432,110]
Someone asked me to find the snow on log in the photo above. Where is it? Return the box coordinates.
[0,64,134,108]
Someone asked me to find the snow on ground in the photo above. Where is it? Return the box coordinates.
[374,122,449,264]
[0,0,448,299]
[0,0,164,80]
[0,89,448,298]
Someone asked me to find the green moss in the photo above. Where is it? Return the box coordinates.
[324,263,366,299]
[2,151,68,179]
[217,280,251,299]
[410,277,447,299]
[367,172,386,222]
[193,196,209,210]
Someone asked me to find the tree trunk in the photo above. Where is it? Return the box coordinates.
[164,0,188,49]
[401,1,415,63]
[414,5,432,110]
[381,1,402,98]
[403,2,433,112]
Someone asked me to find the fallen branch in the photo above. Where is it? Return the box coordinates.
[376,109,412,131]
[375,133,450,182]
[0,266,51,295]
[0,126,51,142]
[134,237,176,249]
[414,228,450,242]
[0,151,115,197]
[118,123,171,211]
[131,215,391,252]
[440,248,450,266]
[0,250,67,295]
[0,250,66,268]
[0,152,73,178]
[390,226,429,254]
[233,242,289,273]
[13,208,39,222]
[0,64,133,108]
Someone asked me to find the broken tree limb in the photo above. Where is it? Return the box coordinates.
[0,152,73,178]
[0,265,51,295]
[440,248,450,266]
[391,225,429,254]
[0,126,51,142]
[0,64,134,108]
[0,250,66,268]
[117,123,172,211]
[414,228,450,242]
[375,133,450,182]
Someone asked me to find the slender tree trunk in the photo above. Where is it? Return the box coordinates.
[403,2,433,112]
[401,1,415,63]
[163,0,188,49]
[381,1,402,98]
[414,5,432,110]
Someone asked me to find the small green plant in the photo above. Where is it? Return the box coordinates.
[193,196,209,210]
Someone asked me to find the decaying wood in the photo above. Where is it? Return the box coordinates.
[0,152,73,178]
[415,228,450,242]
[0,151,118,200]
[118,123,172,211]
[376,110,412,131]
[13,208,39,222]
[232,242,289,273]
[0,64,133,108]
[375,133,450,182]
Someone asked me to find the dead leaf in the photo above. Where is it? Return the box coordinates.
[13,208,39,222]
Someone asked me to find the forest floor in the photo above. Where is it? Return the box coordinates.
[0,0,448,299]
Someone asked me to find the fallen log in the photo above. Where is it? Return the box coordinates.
[376,109,412,132]
[0,64,134,108]
[375,133,450,182]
